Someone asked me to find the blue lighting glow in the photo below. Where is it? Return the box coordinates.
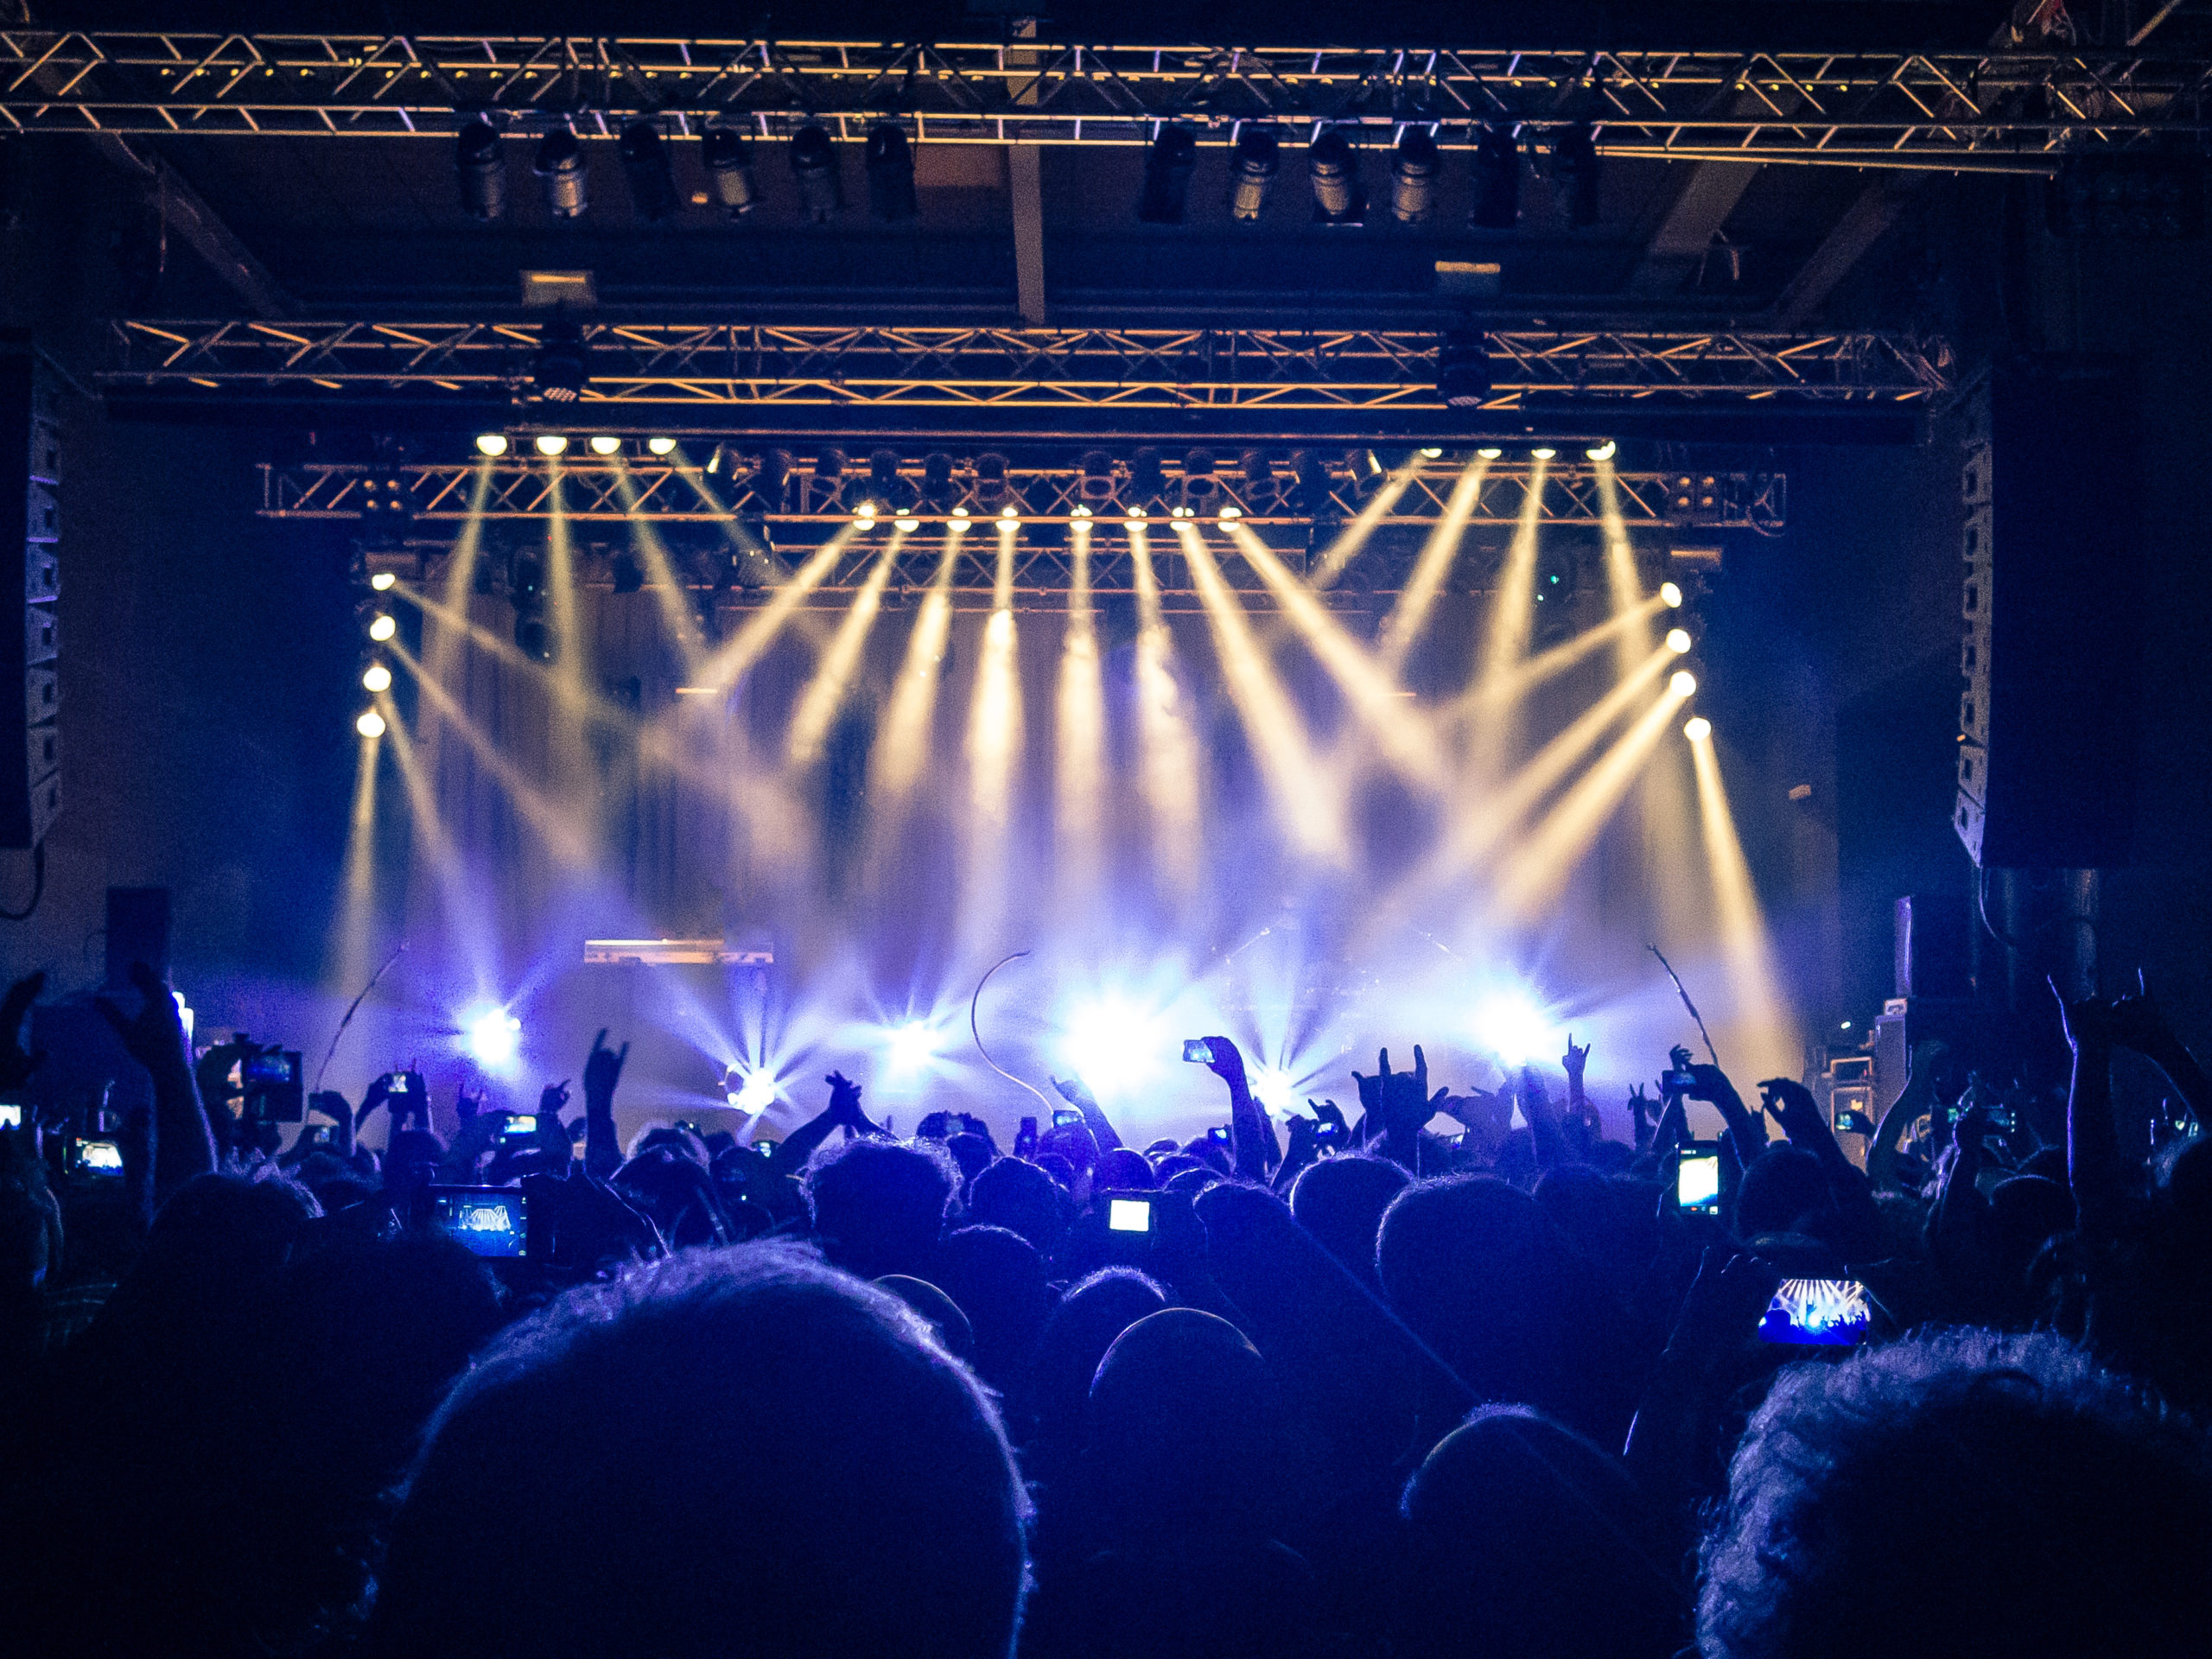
[464,1006,522,1070]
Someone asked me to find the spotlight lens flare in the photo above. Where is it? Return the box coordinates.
[646,435,677,455]
[884,1020,940,1077]
[1684,715,1713,741]
[1471,987,1556,1068]
[1248,1066,1299,1114]
[1585,439,1617,461]
[1670,669,1698,696]
[354,709,386,738]
[1531,446,1557,461]
[1058,994,1171,1101]
[534,434,568,457]
[1661,581,1684,607]
[725,1067,779,1113]
[1666,626,1693,654]
[588,434,621,456]
[361,663,392,693]
[370,571,397,591]
[475,433,509,457]
[464,1007,522,1070]
[368,613,397,642]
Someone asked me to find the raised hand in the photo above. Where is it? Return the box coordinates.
[1669,1245,1783,1357]
[1198,1034,1248,1090]
[2108,969,2176,1057]
[583,1029,628,1103]
[1759,1077,1830,1147]
[2051,981,2122,1053]
[539,1079,573,1118]
[825,1070,864,1125]
[93,962,193,1086]
[1051,1074,1100,1111]
[1561,1034,1591,1077]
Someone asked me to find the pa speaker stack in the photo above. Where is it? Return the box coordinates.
[0,335,57,850]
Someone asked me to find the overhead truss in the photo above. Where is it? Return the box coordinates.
[2,33,2205,168]
[116,321,1947,412]
[262,457,1787,533]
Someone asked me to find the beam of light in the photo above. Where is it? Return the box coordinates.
[387,639,594,869]
[1377,455,1488,669]
[1128,523,1205,907]
[613,468,709,674]
[375,694,496,996]
[786,532,900,769]
[689,523,861,695]
[463,1004,523,1071]
[1055,520,1107,925]
[1224,522,1451,791]
[1308,460,1420,589]
[1175,521,1348,866]
[1689,726,1802,1081]
[420,462,495,773]
[869,525,963,820]
[1452,594,1671,717]
[541,466,597,859]
[960,522,1027,957]
[1493,674,1696,924]
[1470,983,1560,1069]
[1058,989,1175,1103]
[1466,453,1549,781]
[329,723,383,995]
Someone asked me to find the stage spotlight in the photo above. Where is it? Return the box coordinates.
[474,432,509,457]
[865,122,918,222]
[1436,329,1493,409]
[1551,122,1601,227]
[455,116,505,220]
[1240,449,1277,505]
[701,126,760,218]
[867,447,915,510]
[1471,986,1554,1067]
[750,449,790,508]
[1059,993,1170,1099]
[1001,505,1019,521]
[1179,448,1220,513]
[1586,438,1616,461]
[532,124,588,219]
[1350,448,1389,499]
[920,451,957,505]
[531,317,588,404]
[646,435,677,456]
[884,1019,939,1076]
[895,517,919,533]
[1419,448,1444,459]
[534,433,569,456]
[1530,446,1556,461]
[1666,626,1693,654]
[588,434,621,456]
[1249,1066,1298,1114]
[974,452,1010,505]
[1292,449,1336,514]
[1477,445,1503,460]
[464,1006,522,1070]
[813,447,847,505]
[1138,125,1198,223]
[619,118,679,222]
[1471,123,1521,229]
[1229,124,1281,220]
[1308,126,1362,224]
[356,709,386,739]
[1391,127,1440,223]
[855,500,878,519]
[1670,669,1697,696]
[362,663,392,693]
[1128,447,1166,504]
[790,124,842,221]
[368,613,397,642]
[1684,715,1713,741]
[1079,449,1118,503]
[370,571,397,591]
[609,550,645,594]
[728,1066,778,1113]
[1661,581,1683,607]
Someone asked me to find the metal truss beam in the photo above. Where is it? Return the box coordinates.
[263,457,1787,534]
[2,33,2204,168]
[115,321,1947,413]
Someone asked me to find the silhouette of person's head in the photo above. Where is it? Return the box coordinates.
[1401,1405,1684,1659]
[1734,1145,1829,1239]
[1096,1147,1156,1190]
[373,1245,1027,1659]
[1700,1329,2212,1659]
[804,1138,955,1281]
[1290,1153,1409,1287]
[934,1224,1052,1391]
[1020,1267,1166,1473]
[967,1155,1066,1256]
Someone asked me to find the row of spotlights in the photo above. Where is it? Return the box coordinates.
[475,434,681,459]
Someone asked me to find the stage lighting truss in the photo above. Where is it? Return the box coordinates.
[109,321,1947,412]
[3,34,2208,168]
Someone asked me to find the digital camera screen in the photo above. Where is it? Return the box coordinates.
[74,1139,124,1174]
[1760,1278,1874,1346]
[1676,1153,1722,1213]
[0,1103,21,1128]
[430,1191,528,1257]
[242,1052,298,1086]
[502,1114,538,1137]
[1107,1198,1153,1234]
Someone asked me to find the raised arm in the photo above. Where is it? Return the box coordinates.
[96,962,214,1201]
[1051,1072,1124,1154]
[2056,986,2130,1241]
[582,1029,628,1180]
[1201,1036,1275,1181]
[2111,972,2212,1123]
[1866,1039,1948,1195]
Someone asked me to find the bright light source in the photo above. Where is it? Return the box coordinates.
[369,570,397,592]
[894,517,920,533]
[1248,1066,1299,1114]
[475,433,509,457]
[1170,505,1193,518]
[1661,581,1684,607]
[857,500,878,518]
[1059,994,1171,1100]
[1219,504,1243,518]
[368,613,397,642]
[1001,505,1020,521]
[726,1067,778,1113]
[361,663,392,693]
[884,1020,939,1077]
[1419,446,1445,459]
[1126,506,1148,519]
[1531,446,1557,461]
[952,505,970,518]
[534,434,568,457]
[1585,439,1617,461]
[1071,503,1093,518]
[1684,715,1713,741]
[646,435,677,455]
[1477,446,1503,460]
[1471,987,1554,1067]
[354,709,386,738]
[588,434,621,456]
[1671,669,1698,696]
[464,1006,522,1069]
[1666,627,1693,654]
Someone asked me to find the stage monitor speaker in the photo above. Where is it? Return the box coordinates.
[1955,359,2142,869]
[0,337,57,850]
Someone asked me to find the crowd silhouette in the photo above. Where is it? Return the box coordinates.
[3,957,2210,1657]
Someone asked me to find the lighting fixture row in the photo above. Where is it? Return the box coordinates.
[476,433,681,459]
